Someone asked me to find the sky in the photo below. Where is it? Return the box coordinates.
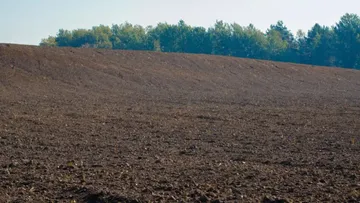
[0,0,359,45]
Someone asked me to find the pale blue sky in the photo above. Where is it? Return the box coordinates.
[0,0,359,45]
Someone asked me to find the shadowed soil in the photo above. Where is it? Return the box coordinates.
[0,44,359,202]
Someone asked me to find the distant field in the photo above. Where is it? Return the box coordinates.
[0,44,359,202]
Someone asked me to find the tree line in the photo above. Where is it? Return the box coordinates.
[40,13,360,69]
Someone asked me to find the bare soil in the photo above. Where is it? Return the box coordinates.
[0,44,359,202]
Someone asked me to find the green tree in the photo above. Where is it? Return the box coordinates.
[267,21,298,62]
[268,21,294,44]
[334,13,360,68]
[147,23,178,52]
[296,29,308,63]
[230,23,267,59]
[303,24,336,66]
[111,23,147,50]
[186,26,212,54]
[71,29,96,47]
[266,29,288,61]
[91,25,112,49]
[209,21,232,55]
[175,20,192,53]
[40,36,57,47]
[55,29,72,47]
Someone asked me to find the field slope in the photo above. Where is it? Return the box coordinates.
[0,44,359,202]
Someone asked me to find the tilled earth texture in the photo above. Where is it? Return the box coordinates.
[0,44,360,203]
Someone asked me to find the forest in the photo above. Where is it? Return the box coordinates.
[40,13,360,69]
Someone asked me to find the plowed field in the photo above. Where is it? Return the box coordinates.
[0,44,359,202]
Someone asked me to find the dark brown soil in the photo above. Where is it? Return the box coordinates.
[0,44,359,202]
